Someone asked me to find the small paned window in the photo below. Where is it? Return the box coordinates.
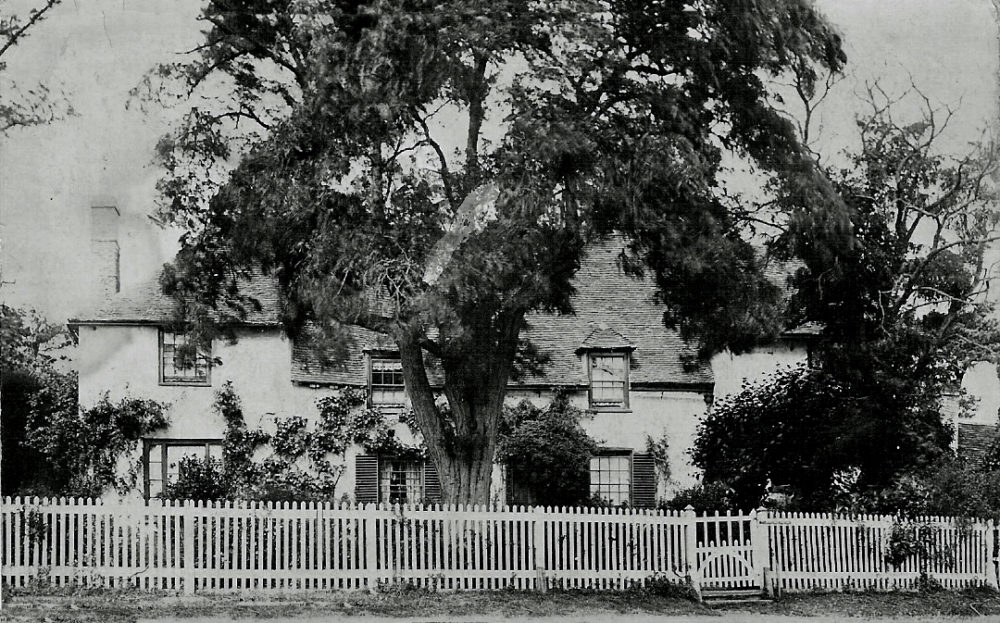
[144,440,222,499]
[379,459,424,504]
[588,352,628,408]
[369,357,406,407]
[589,453,632,506]
[159,330,211,385]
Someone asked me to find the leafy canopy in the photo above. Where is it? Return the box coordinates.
[694,88,1000,511]
[147,0,846,502]
[153,0,846,354]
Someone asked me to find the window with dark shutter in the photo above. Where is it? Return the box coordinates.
[631,453,656,508]
[355,454,379,504]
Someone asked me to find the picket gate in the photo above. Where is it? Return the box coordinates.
[2,497,997,596]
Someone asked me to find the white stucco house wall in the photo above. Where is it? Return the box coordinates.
[70,229,822,506]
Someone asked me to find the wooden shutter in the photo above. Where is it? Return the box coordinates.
[631,453,656,508]
[423,459,442,503]
[355,454,379,503]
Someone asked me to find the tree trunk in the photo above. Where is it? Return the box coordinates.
[397,313,522,505]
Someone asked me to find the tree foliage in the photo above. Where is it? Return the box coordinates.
[693,364,953,511]
[23,393,169,497]
[694,88,1000,511]
[0,305,76,495]
[0,0,73,133]
[144,0,846,503]
[496,392,597,507]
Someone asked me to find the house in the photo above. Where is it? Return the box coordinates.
[69,212,816,506]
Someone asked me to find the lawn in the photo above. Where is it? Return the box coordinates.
[3,586,1000,622]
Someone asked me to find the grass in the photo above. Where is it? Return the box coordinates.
[4,585,1000,621]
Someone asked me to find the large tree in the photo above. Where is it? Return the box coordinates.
[149,0,847,504]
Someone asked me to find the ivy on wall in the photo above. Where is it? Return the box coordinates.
[23,393,170,497]
[166,382,425,501]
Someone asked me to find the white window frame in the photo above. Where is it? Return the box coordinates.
[587,351,629,410]
[143,439,223,499]
[159,329,211,386]
[378,458,424,504]
[368,355,407,409]
[589,451,633,506]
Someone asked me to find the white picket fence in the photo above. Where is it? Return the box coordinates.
[1,497,997,595]
[763,512,996,593]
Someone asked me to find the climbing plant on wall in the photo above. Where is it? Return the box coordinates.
[165,382,425,501]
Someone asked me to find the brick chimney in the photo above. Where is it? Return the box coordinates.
[90,205,120,298]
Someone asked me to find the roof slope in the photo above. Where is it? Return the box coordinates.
[70,269,283,327]
[292,239,712,388]
[72,239,717,388]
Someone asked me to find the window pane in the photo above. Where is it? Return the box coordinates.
[590,454,631,505]
[379,459,424,504]
[144,441,222,498]
[590,354,626,407]
[371,358,406,406]
[161,331,210,384]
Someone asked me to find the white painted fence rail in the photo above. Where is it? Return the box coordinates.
[1,497,997,595]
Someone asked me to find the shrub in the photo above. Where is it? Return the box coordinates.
[692,365,951,511]
[163,456,229,500]
[497,392,597,507]
[662,481,736,512]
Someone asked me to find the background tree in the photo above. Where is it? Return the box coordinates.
[0,304,75,494]
[0,0,72,133]
[693,88,1000,510]
[146,0,847,504]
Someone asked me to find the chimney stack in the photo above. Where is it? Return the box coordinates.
[90,205,120,298]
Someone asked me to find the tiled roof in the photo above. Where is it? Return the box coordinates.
[291,239,713,388]
[69,269,284,327]
[73,239,741,388]
[518,240,711,388]
[958,422,1000,464]
[578,326,636,352]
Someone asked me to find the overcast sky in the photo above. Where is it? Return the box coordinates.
[0,0,997,322]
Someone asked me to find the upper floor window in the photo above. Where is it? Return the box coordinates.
[159,329,211,386]
[369,356,406,408]
[588,352,628,409]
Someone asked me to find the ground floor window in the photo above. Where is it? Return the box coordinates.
[379,458,424,504]
[355,455,441,504]
[144,439,222,499]
[589,452,632,506]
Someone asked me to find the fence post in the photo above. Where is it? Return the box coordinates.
[365,504,379,593]
[752,507,770,595]
[986,519,998,590]
[532,506,547,593]
[683,505,700,600]
[182,500,195,595]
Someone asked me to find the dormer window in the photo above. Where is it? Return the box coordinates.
[369,356,406,408]
[159,329,211,386]
[588,352,629,409]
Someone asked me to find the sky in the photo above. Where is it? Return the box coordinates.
[0,0,997,322]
